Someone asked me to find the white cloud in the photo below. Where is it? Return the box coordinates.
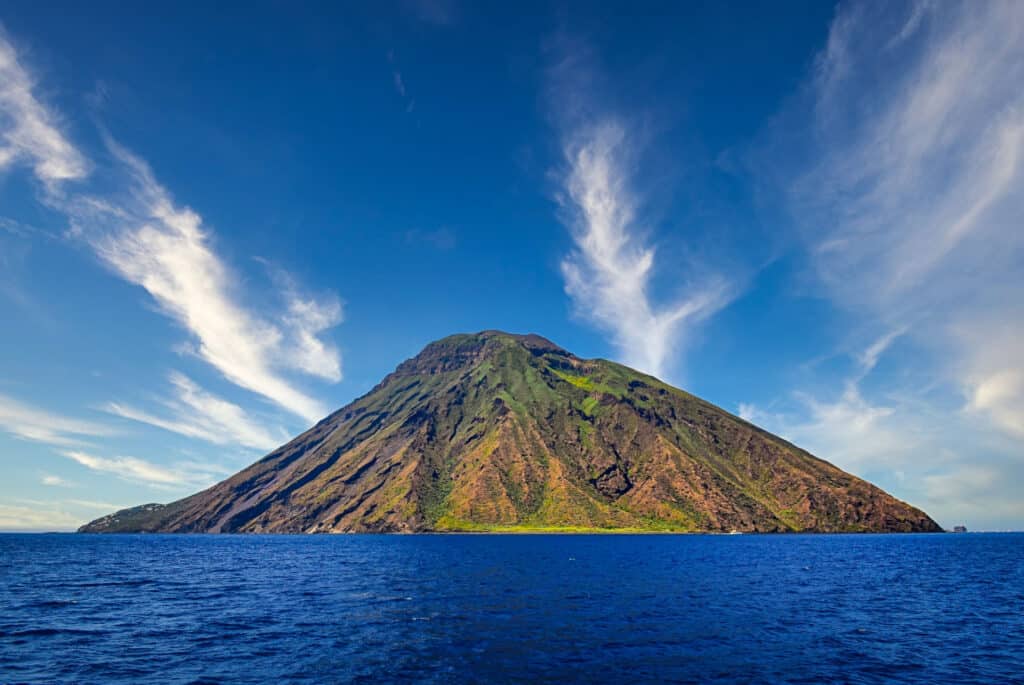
[921,465,1024,529]
[59,141,341,425]
[788,1,1024,434]
[747,1,1024,528]
[786,385,903,470]
[740,384,919,478]
[922,466,998,504]
[0,503,81,531]
[558,121,731,378]
[966,370,1024,438]
[857,327,905,376]
[62,449,225,489]
[0,32,87,183]
[16,497,128,511]
[105,371,287,451]
[261,262,344,383]
[0,499,134,530]
[0,216,39,237]
[65,498,128,510]
[958,319,1024,438]
[0,393,113,446]
[1,33,342,426]
[736,332,963,525]
[283,294,344,382]
[41,473,74,487]
[0,27,344,527]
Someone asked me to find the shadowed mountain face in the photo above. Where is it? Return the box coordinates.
[80,331,942,533]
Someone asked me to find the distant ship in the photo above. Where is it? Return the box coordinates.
[953,525,967,533]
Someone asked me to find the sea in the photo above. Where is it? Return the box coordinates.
[0,532,1021,683]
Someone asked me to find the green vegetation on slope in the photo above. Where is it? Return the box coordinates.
[80,331,942,535]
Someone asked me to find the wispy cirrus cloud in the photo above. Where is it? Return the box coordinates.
[0,30,87,184]
[16,497,128,511]
[738,331,925,476]
[0,31,343,427]
[105,372,288,451]
[65,498,128,510]
[787,1,1024,433]
[67,141,342,424]
[62,449,227,489]
[749,0,1024,528]
[0,393,113,447]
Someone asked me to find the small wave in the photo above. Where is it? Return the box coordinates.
[24,599,79,609]
[74,579,156,588]
[209,621,258,631]
[6,627,105,638]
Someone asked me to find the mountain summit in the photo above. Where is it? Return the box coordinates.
[80,331,941,533]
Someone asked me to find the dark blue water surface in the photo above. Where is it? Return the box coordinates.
[1,533,1022,683]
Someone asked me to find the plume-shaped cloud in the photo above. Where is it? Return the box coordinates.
[559,121,730,378]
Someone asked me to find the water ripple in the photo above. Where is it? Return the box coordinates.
[0,532,1021,683]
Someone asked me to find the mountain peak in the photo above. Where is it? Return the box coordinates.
[389,330,570,379]
[434,330,569,355]
[80,331,941,534]
[474,330,568,352]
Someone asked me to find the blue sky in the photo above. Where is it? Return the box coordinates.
[1,1,1021,531]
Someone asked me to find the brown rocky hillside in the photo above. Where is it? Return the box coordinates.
[80,331,942,534]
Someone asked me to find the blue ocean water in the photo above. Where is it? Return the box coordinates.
[0,533,1021,684]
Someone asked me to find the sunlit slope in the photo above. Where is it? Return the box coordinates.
[81,331,941,533]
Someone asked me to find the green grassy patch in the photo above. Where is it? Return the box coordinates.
[580,396,600,417]
[578,421,594,447]
[431,517,695,533]
[551,368,596,391]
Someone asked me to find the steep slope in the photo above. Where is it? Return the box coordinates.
[80,331,941,533]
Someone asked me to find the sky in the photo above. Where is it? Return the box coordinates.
[0,1,1021,531]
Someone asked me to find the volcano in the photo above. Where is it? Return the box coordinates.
[80,331,941,533]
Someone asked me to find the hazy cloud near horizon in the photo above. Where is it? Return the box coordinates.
[743,0,1024,528]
